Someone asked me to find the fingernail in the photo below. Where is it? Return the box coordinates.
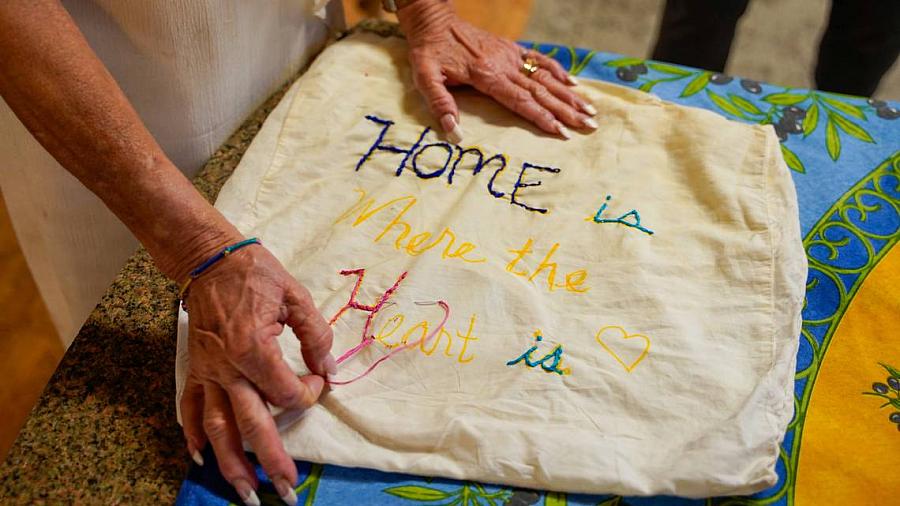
[583,117,599,130]
[567,75,579,86]
[191,450,204,467]
[555,121,572,140]
[324,354,337,376]
[233,479,260,506]
[581,102,598,116]
[274,477,298,506]
[440,113,464,144]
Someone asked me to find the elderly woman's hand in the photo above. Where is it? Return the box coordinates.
[397,0,598,143]
[178,244,334,506]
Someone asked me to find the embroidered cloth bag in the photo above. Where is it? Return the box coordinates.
[176,33,807,497]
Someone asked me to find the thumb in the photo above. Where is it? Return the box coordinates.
[283,280,335,378]
[412,58,463,144]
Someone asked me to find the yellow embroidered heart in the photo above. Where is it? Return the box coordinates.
[594,325,651,373]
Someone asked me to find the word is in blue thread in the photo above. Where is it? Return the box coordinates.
[591,195,654,235]
[506,331,571,375]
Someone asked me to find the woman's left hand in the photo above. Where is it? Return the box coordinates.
[397,0,598,143]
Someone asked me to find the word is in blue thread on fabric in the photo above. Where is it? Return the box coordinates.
[506,331,571,375]
[591,194,654,235]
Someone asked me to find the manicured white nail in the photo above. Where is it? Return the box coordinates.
[583,117,599,130]
[324,354,337,376]
[234,479,260,506]
[567,75,579,86]
[582,102,598,116]
[274,478,298,506]
[191,450,204,467]
[555,121,572,140]
[440,113,464,144]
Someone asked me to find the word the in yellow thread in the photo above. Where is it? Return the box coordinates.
[334,189,486,264]
[505,238,590,293]
[374,312,479,364]
[506,330,571,375]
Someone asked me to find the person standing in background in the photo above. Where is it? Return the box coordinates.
[652,0,900,97]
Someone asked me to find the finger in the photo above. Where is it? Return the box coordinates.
[283,281,335,378]
[511,71,595,131]
[530,68,598,118]
[180,374,207,466]
[412,57,463,144]
[202,383,259,506]
[225,378,301,505]
[472,74,567,138]
[526,49,578,86]
[227,320,322,410]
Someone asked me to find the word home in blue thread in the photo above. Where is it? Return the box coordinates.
[355,115,562,214]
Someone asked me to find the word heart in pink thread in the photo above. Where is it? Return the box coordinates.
[325,268,450,386]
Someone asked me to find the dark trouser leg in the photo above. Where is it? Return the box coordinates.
[651,0,751,72]
[815,0,900,96]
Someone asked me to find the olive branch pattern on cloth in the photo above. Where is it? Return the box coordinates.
[864,362,900,432]
[600,56,898,174]
[382,482,514,506]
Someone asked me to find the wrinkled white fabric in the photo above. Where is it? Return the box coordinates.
[176,33,807,497]
[0,0,337,344]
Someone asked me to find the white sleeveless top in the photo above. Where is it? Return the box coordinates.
[0,1,339,344]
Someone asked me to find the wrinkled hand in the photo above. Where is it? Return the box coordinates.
[179,245,334,505]
[398,0,598,142]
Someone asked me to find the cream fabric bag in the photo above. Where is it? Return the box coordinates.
[176,33,807,497]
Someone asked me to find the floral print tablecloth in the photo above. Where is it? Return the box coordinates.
[176,41,900,506]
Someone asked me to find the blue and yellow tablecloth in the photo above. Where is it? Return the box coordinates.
[177,40,900,506]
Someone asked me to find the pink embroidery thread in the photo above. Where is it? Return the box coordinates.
[326,269,450,385]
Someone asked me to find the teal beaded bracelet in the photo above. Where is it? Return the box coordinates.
[178,237,261,300]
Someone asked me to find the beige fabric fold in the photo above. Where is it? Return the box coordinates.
[176,33,807,497]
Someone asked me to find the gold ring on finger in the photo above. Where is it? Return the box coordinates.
[522,57,539,76]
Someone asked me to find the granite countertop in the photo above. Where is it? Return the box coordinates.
[0,61,299,506]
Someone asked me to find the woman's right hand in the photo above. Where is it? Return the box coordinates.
[178,244,335,506]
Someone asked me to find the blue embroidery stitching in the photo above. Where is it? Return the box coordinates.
[448,147,507,187]
[506,331,571,375]
[510,162,561,214]
[356,115,430,176]
[412,141,454,179]
[591,194,654,235]
[356,115,559,215]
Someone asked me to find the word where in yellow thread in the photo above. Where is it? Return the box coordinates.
[506,238,590,293]
[334,189,486,264]
[506,330,571,375]
[374,312,479,364]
